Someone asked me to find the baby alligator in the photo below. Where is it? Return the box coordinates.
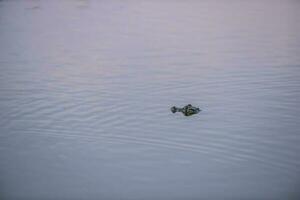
[171,104,201,116]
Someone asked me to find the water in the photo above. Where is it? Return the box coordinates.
[1,0,300,199]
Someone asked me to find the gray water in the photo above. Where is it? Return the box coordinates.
[1,0,300,199]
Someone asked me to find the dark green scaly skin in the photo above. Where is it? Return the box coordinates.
[171,104,201,116]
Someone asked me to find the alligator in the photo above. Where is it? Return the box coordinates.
[171,104,201,116]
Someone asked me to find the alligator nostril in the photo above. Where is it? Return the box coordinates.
[170,106,177,113]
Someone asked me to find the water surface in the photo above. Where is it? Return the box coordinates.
[1,0,300,199]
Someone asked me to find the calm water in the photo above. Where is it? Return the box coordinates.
[1,0,300,199]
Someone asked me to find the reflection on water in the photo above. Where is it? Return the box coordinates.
[1,0,300,199]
